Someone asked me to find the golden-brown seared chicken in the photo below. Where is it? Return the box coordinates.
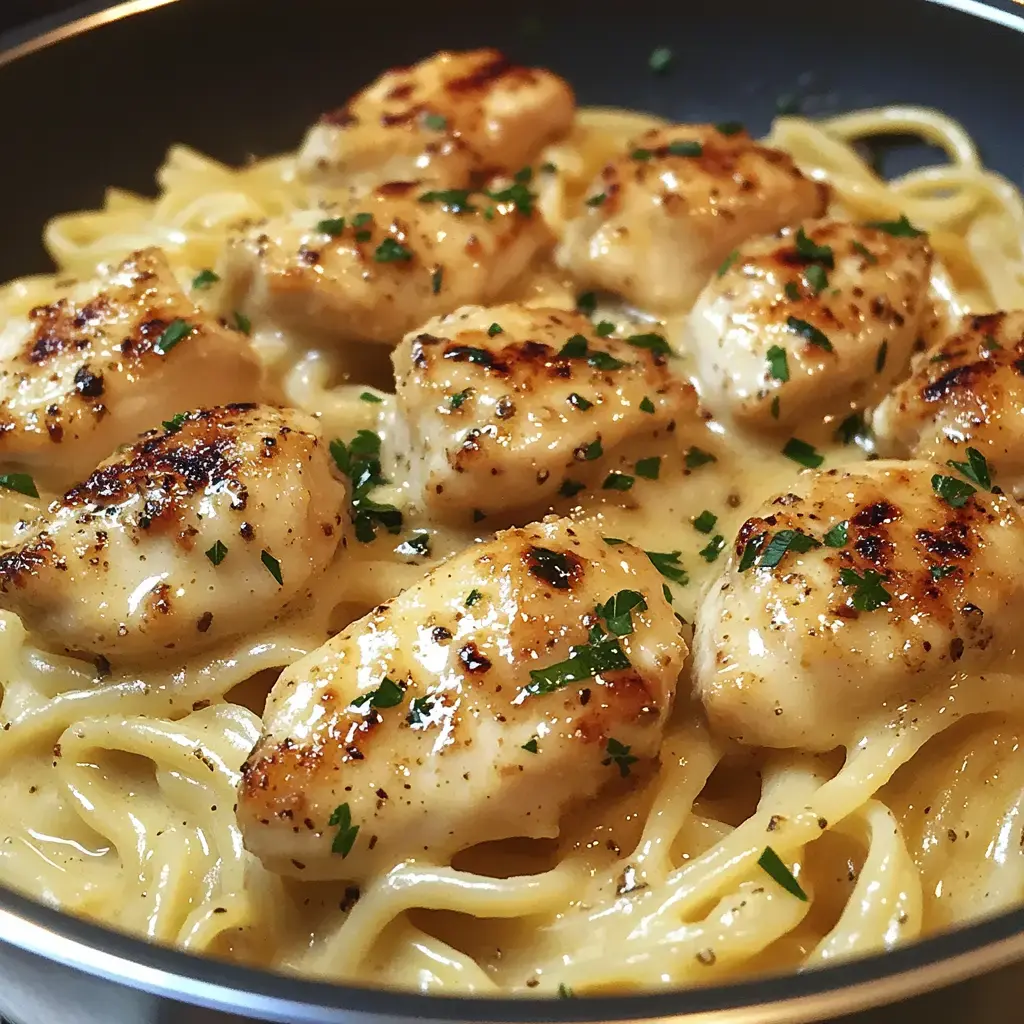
[686,219,933,433]
[693,460,1024,751]
[238,517,686,880]
[297,49,574,190]
[557,124,829,313]
[218,182,549,346]
[0,404,346,664]
[391,304,694,522]
[0,248,262,490]
[873,312,1024,495]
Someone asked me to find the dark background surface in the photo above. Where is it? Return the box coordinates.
[2,1,1024,1023]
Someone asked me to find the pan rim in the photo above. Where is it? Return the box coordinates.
[1,0,1024,1020]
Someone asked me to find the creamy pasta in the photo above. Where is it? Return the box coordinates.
[1,49,1024,998]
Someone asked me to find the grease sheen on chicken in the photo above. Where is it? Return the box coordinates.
[219,182,549,346]
[0,404,346,663]
[873,311,1024,496]
[392,303,695,522]
[687,219,933,433]
[297,49,575,190]
[558,124,829,313]
[0,248,262,490]
[238,517,687,880]
[693,460,1024,751]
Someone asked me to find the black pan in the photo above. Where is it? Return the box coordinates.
[2,1,1024,1022]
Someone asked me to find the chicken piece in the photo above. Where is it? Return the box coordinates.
[558,124,829,313]
[0,404,346,664]
[218,182,549,346]
[297,49,574,190]
[693,459,1024,751]
[238,516,685,880]
[0,248,262,491]
[687,218,933,433]
[392,303,694,522]
[873,311,1024,496]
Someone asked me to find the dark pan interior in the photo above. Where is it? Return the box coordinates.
[3,1,1024,1022]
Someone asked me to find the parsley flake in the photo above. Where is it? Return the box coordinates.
[597,589,648,636]
[191,268,219,290]
[699,535,726,563]
[568,393,592,411]
[635,456,661,480]
[693,510,717,534]
[718,249,739,277]
[685,446,717,469]
[407,695,438,727]
[782,437,824,469]
[823,521,849,548]
[602,737,639,777]
[162,412,187,433]
[787,316,833,352]
[738,533,767,571]
[646,550,688,585]
[930,564,957,581]
[947,446,992,491]
[316,217,346,237]
[579,438,603,461]
[431,267,443,294]
[794,227,834,267]
[559,479,586,498]
[595,320,616,337]
[525,628,630,696]
[488,322,503,336]
[758,846,807,901]
[261,550,283,585]
[449,388,472,409]
[205,539,227,566]
[329,803,359,858]
[422,112,447,131]
[835,412,870,446]
[603,472,634,491]
[876,339,888,373]
[465,589,483,607]
[627,333,672,357]
[352,677,404,713]
[155,318,192,354]
[639,396,655,414]
[668,140,703,157]
[757,529,820,569]
[374,238,413,263]
[576,292,597,316]
[838,567,892,611]
[395,533,431,557]
[866,214,925,238]
[804,263,828,295]
[418,188,476,214]
[852,240,878,264]
[766,345,790,382]
[632,147,653,161]
[586,192,607,207]
[360,391,383,404]
[932,473,976,509]
[522,737,539,754]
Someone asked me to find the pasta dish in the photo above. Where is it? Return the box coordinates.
[1,48,1024,996]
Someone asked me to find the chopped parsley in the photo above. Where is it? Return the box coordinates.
[360,391,383,403]
[835,411,870,446]
[770,395,781,419]
[684,446,716,469]
[560,334,587,359]
[947,446,992,491]
[866,214,925,238]
[766,345,789,382]
[632,147,653,161]
[374,238,413,263]
[588,349,626,371]
[649,46,673,72]
[668,140,703,157]
[717,249,739,277]
[330,430,403,542]
[823,521,849,548]
[395,533,431,557]
[602,537,625,546]
[568,393,592,411]
[261,549,283,585]
[586,192,607,207]
[316,217,346,236]
[444,345,494,366]
[522,737,539,754]
[576,292,597,316]
[793,227,834,267]
[465,589,483,607]
[597,589,648,636]
[352,212,372,228]
[738,533,767,571]
[487,322,503,336]
[692,510,718,534]
[932,473,976,509]
[662,583,673,603]
[419,188,476,214]
[626,333,672,357]
[191,268,219,289]
[699,535,726,563]
[559,479,586,498]
[852,240,878,264]
[603,472,634,491]
[485,168,537,216]
[205,539,228,566]
[602,737,639,777]
[422,112,447,131]
[407,695,437,727]
[838,567,892,611]
[329,803,359,858]
[782,437,824,469]
[449,388,472,409]
[635,456,661,480]
[162,412,187,433]
[579,438,603,461]
[431,267,443,294]
[525,626,630,696]
[154,318,192,354]
[0,472,38,498]
[352,677,404,713]
[756,529,820,569]
[233,311,252,335]
[787,316,833,352]
[595,320,616,337]
[646,550,688,585]
[716,121,745,135]
[758,846,807,901]
[558,983,574,999]
[785,281,801,301]
[930,564,957,581]
[804,263,828,295]
[639,396,656,414]
[876,339,888,373]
